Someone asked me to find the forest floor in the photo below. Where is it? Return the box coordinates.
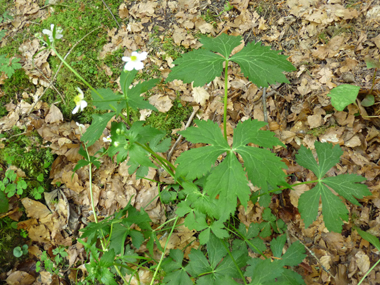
[1,0,380,284]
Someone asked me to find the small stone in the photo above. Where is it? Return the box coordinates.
[342,72,355,83]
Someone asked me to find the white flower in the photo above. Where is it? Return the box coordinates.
[76,122,86,134]
[42,24,63,42]
[72,87,87,114]
[103,135,112,143]
[122,51,148,71]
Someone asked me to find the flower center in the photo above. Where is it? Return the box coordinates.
[74,95,81,104]
[130,55,137,61]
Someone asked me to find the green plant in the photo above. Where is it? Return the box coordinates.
[327,58,379,112]
[0,169,27,198]
[13,244,28,258]
[38,27,371,284]
[201,2,234,28]
[0,128,54,200]
[20,229,28,238]
[0,10,13,41]
[36,246,68,277]
[0,54,22,78]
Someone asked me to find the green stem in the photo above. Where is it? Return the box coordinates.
[221,240,247,285]
[226,223,267,258]
[223,60,229,141]
[150,216,179,285]
[122,74,132,126]
[51,47,130,124]
[358,258,380,285]
[84,145,128,285]
[136,142,177,175]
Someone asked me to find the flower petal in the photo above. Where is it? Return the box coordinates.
[80,101,87,110]
[122,56,130,62]
[136,52,148,61]
[124,62,135,71]
[133,61,144,70]
[72,105,79,114]
[76,87,84,96]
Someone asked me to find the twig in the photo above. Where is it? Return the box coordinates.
[262,87,267,124]
[27,26,102,116]
[167,107,198,162]
[101,0,121,28]
[289,231,333,278]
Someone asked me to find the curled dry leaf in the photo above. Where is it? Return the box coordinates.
[192,86,210,106]
[148,94,173,112]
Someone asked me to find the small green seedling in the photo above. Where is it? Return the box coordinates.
[13,244,28,258]
[327,58,379,111]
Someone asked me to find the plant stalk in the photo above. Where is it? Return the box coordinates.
[223,60,229,141]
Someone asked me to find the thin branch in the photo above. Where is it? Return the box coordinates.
[289,231,334,278]
[101,0,121,28]
[167,107,198,162]
[27,26,102,116]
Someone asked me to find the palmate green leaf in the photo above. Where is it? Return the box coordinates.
[166,33,294,88]
[0,55,22,78]
[296,141,371,233]
[81,112,115,147]
[230,42,296,88]
[166,49,225,87]
[176,119,287,221]
[162,249,193,285]
[187,234,248,284]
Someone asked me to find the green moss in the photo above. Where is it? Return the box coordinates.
[307,125,337,137]
[0,127,55,198]
[145,101,192,138]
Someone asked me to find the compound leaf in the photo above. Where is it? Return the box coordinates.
[162,250,193,285]
[296,141,370,232]
[230,42,296,88]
